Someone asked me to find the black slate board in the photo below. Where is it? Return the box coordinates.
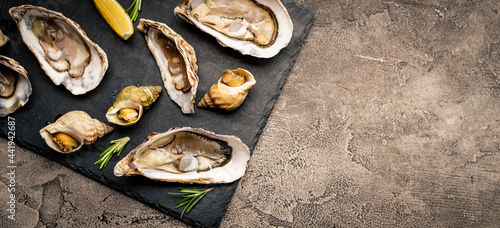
[0,1,314,227]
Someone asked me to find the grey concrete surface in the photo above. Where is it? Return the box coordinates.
[2,0,500,227]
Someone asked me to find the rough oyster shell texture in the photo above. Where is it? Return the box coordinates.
[138,19,199,114]
[114,127,250,184]
[9,5,108,95]
[175,0,293,58]
[0,55,32,117]
[198,68,256,111]
[106,86,162,126]
[40,111,113,153]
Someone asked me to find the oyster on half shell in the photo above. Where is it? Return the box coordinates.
[10,5,108,95]
[175,0,293,58]
[114,127,250,184]
[0,55,32,117]
[138,19,199,114]
[0,28,8,47]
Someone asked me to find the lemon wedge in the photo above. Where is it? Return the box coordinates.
[94,0,134,40]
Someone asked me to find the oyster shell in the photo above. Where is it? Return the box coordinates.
[138,19,198,114]
[175,0,293,58]
[114,127,250,184]
[106,86,162,126]
[0,55,32,117]
[40,110,113,153]
[198,68,255,111]
[0,28,8,47]
[10,5,108,95]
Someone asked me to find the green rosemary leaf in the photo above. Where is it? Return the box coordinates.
[169,187,214,219]
[175,200,190,209]
[186,190,210,214]
[168,192,186,196]
[180,189,202,193]
[94,137,130,169]
[180,197,196,218]
[177,197,191,204]
[126,0,142,22]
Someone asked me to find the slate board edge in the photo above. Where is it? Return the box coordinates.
[248,4,316,154]
[0,2,316,228]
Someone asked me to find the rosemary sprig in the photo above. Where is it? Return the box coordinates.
[125,0,142,22]
[168,187,214,219]
[94,136,130,169]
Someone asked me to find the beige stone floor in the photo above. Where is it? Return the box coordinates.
[1,0,500,227]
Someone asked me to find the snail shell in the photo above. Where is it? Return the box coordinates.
[106,86,162,126]
[40,110,113,153]
[198,68,256,111]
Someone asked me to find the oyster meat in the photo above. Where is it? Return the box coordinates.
[175,0,293,58]
[114,127,250,184]
[0,28,8,47]
[106,86,162,126]
[198,68,256,111]
[138,19,198,114]
[10,5,108,95]
[40,110,113,153]
[0,55,32,117]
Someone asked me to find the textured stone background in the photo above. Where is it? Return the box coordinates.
[2,0,500,227]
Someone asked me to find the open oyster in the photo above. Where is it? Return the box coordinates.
[106,86,162,126]
[114,127,250,184]
[0,28,8,47]
[0,56,32,117]
[138,19,198,114]
[10,5,108,95]
[40,110,113,153]
[175,0,293,58]
[198,68,256,111]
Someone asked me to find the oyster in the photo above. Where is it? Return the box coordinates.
[175,0,293,58]
[198,68,255,111]
[0,28,8,47]
[138,19,198,114]
[106,86,162,126]
[0,56,32,117]
[114,127,250,184]
[40,110,113,153]
[10,5,108,95]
